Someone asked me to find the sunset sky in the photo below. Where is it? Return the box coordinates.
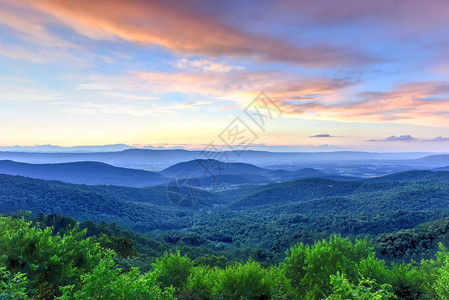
[1,0,449,152]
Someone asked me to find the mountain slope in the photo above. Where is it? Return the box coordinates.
[231,178,363,208]
[0,174,219,231]
[160,159,355,185]
[411,154,449,167]
[160,159,270,178]
[0,160,168,187]
[433,165,449,171]
[365,170,449,183]
[0,149,435,171]
[230,173,449,209]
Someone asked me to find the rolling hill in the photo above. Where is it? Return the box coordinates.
[160,159,270,178]
[410,154,449,167]
[0,149,438,171]
[0,174,220,231]
[433,165,449,171]
[2,170,449,260]
[160,159,357,185]
[0,160,168,187]
[0,159,356,188]
[364,170,449,183]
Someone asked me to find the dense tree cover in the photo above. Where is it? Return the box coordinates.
[0,266,29,299]
[60,252,174,300]
[326,273,396,300]
[377,217,449,261]
[4,215,449,299]
[0,174,219,232]
[366,170,449,183]
[4,173,449,298]
[21,212,268,268]
[0,214,104,298]
[4,174,449,266]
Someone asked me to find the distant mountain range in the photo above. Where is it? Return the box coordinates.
[413,155,449,166]
[161,159,357,184]
[0,144,133,152]
[0,159,358,188]
[0,149,443,172]
[365,170,449,183]
[434,165,449,171]
[0,160,167,187]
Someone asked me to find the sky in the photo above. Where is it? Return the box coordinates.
[1,0,449,152]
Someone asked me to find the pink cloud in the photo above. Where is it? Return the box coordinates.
[12,0,374,67]
[282,81,449,126]
[75,70,353,106]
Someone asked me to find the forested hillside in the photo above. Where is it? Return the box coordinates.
[0,160,168,187]
[2,173,449,262]
[4,214,449,299]
[2,170,449,299]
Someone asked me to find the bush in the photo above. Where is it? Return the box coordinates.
[283,235,373,299]
[0,266,29,299]
[61,251,174,300]
[184,266,215,300]
[432,244,449,299]
[152,250,193,290]
[211,259,294,299]
[0,216,103,298]
[326,272,396,299]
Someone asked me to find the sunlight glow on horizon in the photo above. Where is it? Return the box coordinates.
[1,0,449,152]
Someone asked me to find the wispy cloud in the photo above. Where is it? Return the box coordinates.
[61,99,219,117]
[99,91,159,101]
[368,135,416,142]
[0,1,87,65]
[369,135,449,142]
[0,84,60,101]
[386,135,416,142]
[0,2,75,48]
[428,136,449,142]
[172,58,244,72]
[75,70,353,108]
[281,81,449,126]
[15,0,375,67]
[310,134,334,138]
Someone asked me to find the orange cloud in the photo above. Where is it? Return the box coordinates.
[281,81,449,126]
[0,1,73,47]
[75,70,353,107]
[12,0,374,67]
[0,0,89,64]
[68,68,449,126]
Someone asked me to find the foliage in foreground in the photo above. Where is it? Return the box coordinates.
[3,215,449,299]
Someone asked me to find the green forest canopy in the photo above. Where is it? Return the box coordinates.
[2,214,449,299]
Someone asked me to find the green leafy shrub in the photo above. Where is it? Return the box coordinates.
[152,250,193,290]
[211,259,295,299]
[61,251,174,300]
[184,265,215,300]
[283,235,373,299]
[0,216,103,298]
[326,272,396,299]
[431,244,449,299]
[0,266,29,299]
